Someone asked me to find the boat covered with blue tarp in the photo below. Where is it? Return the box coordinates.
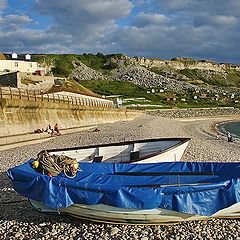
[7,160,240,224]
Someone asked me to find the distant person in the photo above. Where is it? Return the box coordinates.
[54,123,61,136]
[34,128,42,133]
[93,128,100,132]
[227,132,233,142]
[46,124,53,136]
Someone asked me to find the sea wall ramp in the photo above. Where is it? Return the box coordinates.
[0,87,143,142]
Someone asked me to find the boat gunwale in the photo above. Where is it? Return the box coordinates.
[46,137,191,163]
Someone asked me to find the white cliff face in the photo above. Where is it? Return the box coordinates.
[129,57,236,72]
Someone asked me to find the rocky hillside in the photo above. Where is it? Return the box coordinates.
[35,53,240,94]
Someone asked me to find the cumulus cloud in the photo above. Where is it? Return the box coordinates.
[0,0,133,54]
[133,12,167,27]
[35,0,133,37]
[0,0,7,12]
[0,28,74,53]
[155,0,191,11]
[193,15,238,28]
[0,0,240,63]
[156,0,240,15]
[0,14,33,25]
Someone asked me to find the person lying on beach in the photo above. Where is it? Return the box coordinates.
[46,124,53,135]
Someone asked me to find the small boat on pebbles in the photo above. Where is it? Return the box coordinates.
[7,157,240,224]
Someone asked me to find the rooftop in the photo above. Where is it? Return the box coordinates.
[1,53,37,62]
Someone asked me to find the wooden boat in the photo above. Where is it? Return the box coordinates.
[46,137,190,164]
[30,200,240,224]
[7,161,240,224]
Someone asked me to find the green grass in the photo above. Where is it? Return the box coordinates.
[33,54,77,77]
[80,79,239,108]
[179,69,208,82]
[178,68,240,87]
[31,54,240,110]
[33,54,240,89]
[126,105,172,110]
[51,55,77,77]
[33,53,122,77]
[148,67,166,75]
[175,103,219,108]
[80,80,162,101]
[225,70,240,87]
[76,53,120,71]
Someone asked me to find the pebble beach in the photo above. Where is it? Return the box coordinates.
[1,113,240,240]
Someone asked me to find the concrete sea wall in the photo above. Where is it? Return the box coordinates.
[0,98,143,137]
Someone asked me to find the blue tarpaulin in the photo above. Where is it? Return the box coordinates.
[7,160,240,216]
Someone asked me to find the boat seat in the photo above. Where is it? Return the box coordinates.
[93,156,103,163]
[129,151,140,162]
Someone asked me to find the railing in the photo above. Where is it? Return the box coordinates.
[0,86,114,108]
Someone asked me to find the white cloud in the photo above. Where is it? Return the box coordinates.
[0,28,74,53]
[0,14,33,25]
[76,0,132,19]
[34,0,133,41]
[193,14,237,28]
[214,15,238,26]
[36,0,133,18]
[156,0,191,11]
[156,0,240,18]
[134,12,167,27]
[0,0,240,63]
[0,0,7,12]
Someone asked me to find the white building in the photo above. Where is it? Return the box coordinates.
[0,53,41,73]
[116,97,123,108]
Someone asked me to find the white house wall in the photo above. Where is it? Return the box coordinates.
[0,60,39,73]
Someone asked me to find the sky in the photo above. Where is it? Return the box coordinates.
[0,0,240,63]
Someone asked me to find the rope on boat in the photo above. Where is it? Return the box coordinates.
[33,150,79,178]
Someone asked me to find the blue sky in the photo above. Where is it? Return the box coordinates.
[0,0,240,63]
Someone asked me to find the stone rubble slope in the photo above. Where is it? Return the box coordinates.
[71,60,107,81]
[71,56,200,92]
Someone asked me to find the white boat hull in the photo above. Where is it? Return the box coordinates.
[135,141,189,163]
[47,138,190,164]
[29,200,240,225]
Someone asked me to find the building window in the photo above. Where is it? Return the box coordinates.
[15,62,18,67]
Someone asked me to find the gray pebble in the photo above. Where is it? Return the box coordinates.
[1,113,240,240]
[110,227,120,236]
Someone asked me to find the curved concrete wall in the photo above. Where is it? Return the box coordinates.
[0,98,143,137]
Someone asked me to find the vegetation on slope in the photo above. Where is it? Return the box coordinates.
[47,79,101,97]
[51,55,76,77]
[32,53,240,109]
[34,53,240,89]
[178,69,240,87]
[76,53,120,71]
[33,53,122,77]
[80,80,161,102]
